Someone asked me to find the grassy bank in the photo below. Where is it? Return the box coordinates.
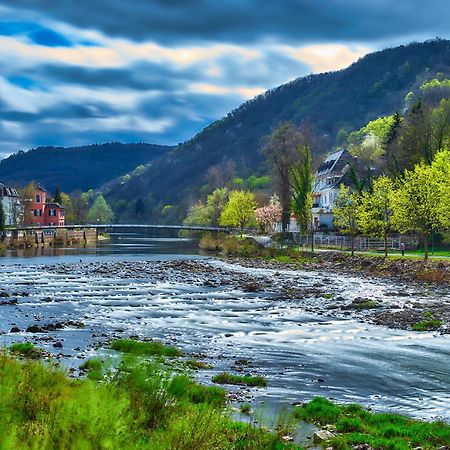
[0,346,296,450]
[1,338,449,449]
[295,397,450,450]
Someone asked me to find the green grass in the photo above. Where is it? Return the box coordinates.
[212,372,267,387]
[111,338,183,357]
[294,397,450,450]
[239,403,252,415]
[9,342,42,358]
[411,319,442,331]
[0,353,298,450]
[79,357,104,380]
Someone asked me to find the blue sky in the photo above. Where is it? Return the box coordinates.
[0,0,449,158]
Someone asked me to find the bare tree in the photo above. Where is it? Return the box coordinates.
[263,122,300,234]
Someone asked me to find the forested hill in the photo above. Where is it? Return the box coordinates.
[0,142,172,193]
[105,39,450,223]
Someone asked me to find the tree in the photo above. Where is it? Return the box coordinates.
[290,141,313,235]
[255,195,282,233]
[0,202,5,231]
[219,191,256,231]
[53,185,62,204]
[356,176,395,257]
[60,192,75,223]
[432,149,450,228]
[183,188,229,227]
[19,182,37,225]
[390,159,444,260]
[87,195,115,224]
[70,191,88,224]
[263,122,300,233]
[333,185,360,256]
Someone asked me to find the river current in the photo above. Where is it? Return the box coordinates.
[0,231,449,422]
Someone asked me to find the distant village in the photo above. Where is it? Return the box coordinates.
[0,184,65,228]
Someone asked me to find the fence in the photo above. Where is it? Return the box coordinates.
[291,233,418,251]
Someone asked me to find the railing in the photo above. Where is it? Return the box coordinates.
[291,233,418,251]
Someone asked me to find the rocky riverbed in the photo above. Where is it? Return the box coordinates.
[0,257,449,421]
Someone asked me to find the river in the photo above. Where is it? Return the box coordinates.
[0,230,449,423]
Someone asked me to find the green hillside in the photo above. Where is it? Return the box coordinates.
[104,39,450,223]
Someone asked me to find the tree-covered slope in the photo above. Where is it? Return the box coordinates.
[0,142,171,193]
[105,39,450,223]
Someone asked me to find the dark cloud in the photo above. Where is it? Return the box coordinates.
[0,20,72,46]
[2,0,449,44]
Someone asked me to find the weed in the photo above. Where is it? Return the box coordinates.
[212,372,267,387]
[9,342,42,358]
[111,338,183,357]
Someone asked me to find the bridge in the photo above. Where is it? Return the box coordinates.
[6,223,234,233]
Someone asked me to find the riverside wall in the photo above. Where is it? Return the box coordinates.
[1,228,98,248]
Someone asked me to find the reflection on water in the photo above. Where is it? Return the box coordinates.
[2,230,200,265]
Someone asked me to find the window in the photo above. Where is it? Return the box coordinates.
[60,210,65,217]
[35,194,41,203]
[33,209,42,217]
[49,209,57,216]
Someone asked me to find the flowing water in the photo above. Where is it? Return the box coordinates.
[0,231,449,422]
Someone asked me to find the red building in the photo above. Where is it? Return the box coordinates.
[25,186,65,226]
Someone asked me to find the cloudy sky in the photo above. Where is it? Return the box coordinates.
[0,1,449,158]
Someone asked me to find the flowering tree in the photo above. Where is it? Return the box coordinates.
[255,195,282,233]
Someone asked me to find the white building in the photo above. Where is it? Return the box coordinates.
[311,149,353,230]
[0,183,23,226]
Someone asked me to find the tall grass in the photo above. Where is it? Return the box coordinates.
[0,352,298,449]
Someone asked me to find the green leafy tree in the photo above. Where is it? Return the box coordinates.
[290,142,313,235]
[333,185,360,256]
[219,191,257,231]
[432,149,450,228]
[183,188,229,227]
[60,192,75,223]
[183,202,212,226]
[87,195,115,224]
[356,176,395,257]
[390,156,447,259]
[71,191,88,224]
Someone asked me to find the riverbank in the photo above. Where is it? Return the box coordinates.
[1,256,449,423]
[2,341,449,450]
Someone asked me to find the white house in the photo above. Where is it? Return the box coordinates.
[311,149,353,230]
[0,183,23,226]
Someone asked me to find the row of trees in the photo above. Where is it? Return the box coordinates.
[334,149,450,259]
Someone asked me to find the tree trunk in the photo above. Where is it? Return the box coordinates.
[384,230,388,258]
[310,218,314,253]
[351,233,355,256]
[423,233,429,260]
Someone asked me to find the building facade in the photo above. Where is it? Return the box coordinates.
[0,183,23,226]
[24,186,65,226]
[311,149,353,230]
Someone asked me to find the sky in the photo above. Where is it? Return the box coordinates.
[0,1,449,159]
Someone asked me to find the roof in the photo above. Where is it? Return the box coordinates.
[37,186,47,192]
[315,149,345,176]
[0,183,20,197]
[45,202,65,209]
